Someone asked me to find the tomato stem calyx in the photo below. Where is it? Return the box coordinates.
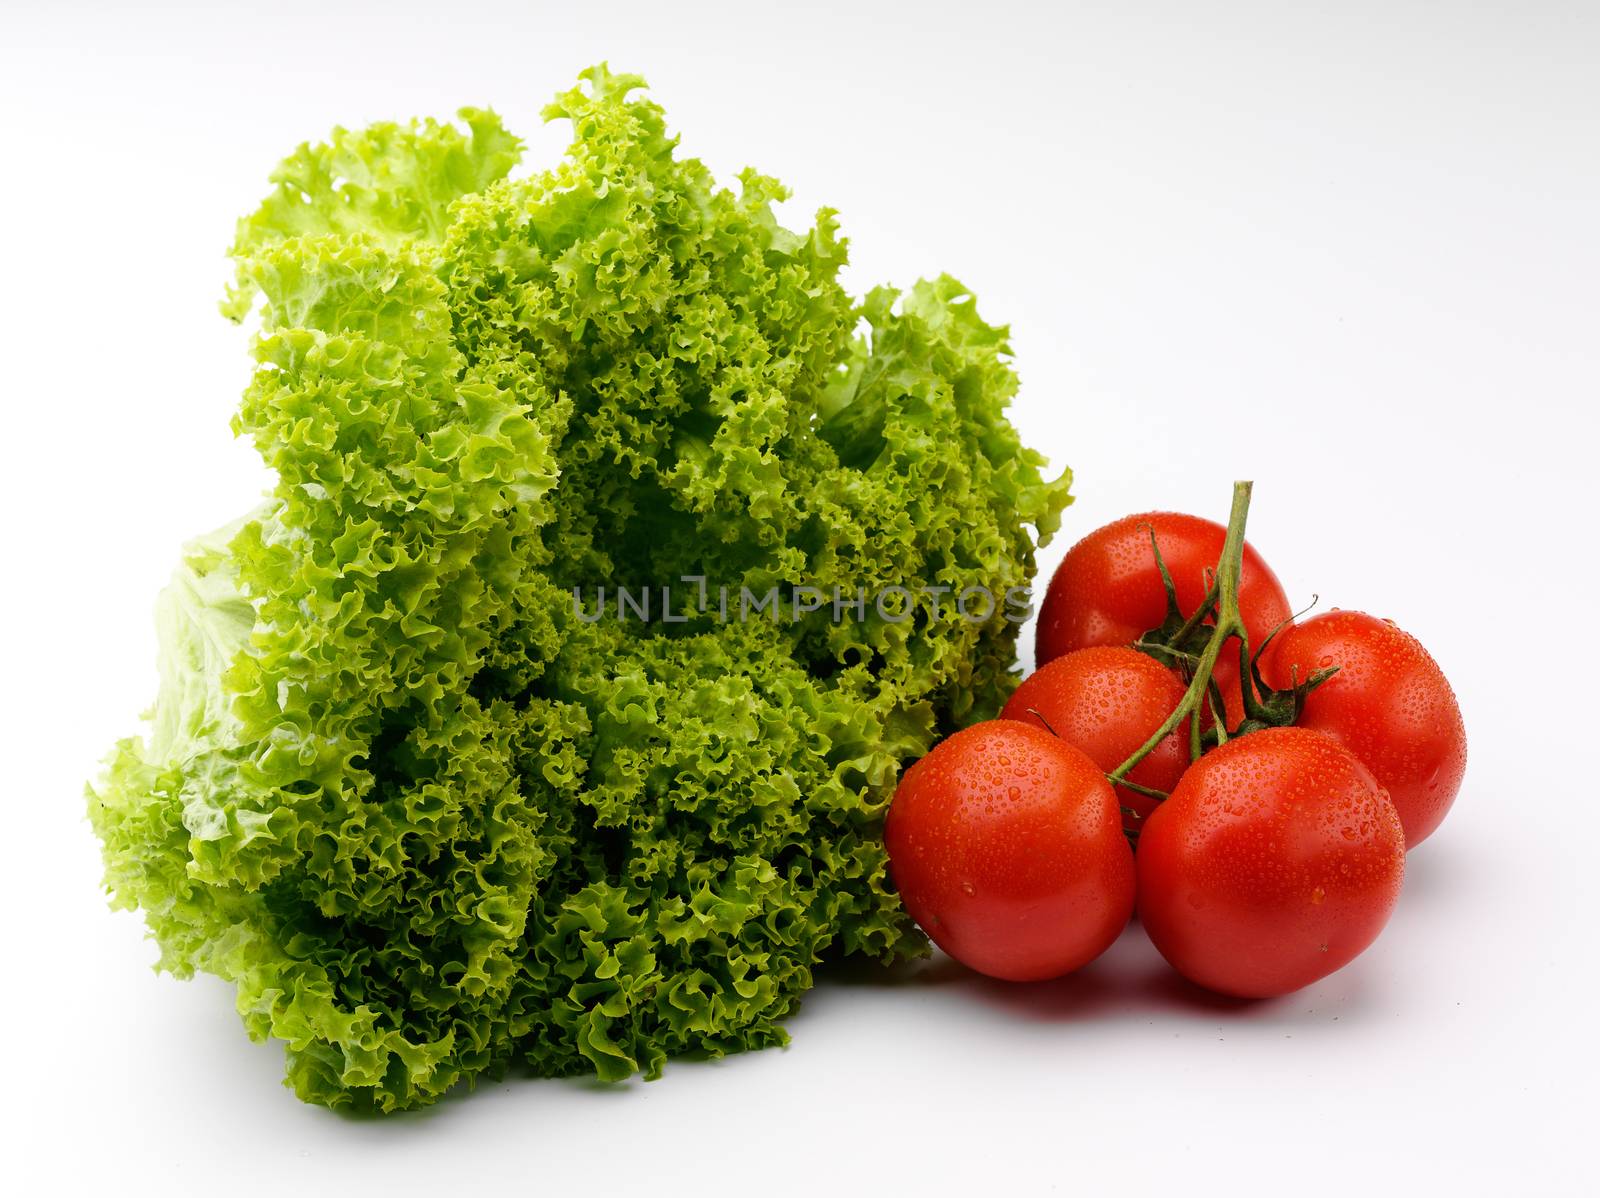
[1131,527,1220,672]
[1229,603,1340,737]
[1024,707,1061,739]
[1108,481,1255,789]
[1103,484,1347,827]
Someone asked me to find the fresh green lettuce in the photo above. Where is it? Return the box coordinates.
[90,64,1071,1111]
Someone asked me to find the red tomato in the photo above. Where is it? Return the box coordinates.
[885,721,1135,982]
[1035,511,1292,724]
[1136,727,1405,999]
[1000,646,1189,835]
[1263,610,1466,849]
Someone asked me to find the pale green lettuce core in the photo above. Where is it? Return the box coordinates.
[89,64,1073,1111]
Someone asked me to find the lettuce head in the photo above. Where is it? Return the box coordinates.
[89,64,1072,1112]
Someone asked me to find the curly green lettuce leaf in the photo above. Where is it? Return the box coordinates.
[222,107,522,321]
[90,63,1072,1113]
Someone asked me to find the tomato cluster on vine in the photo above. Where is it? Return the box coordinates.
[884,483,1467,999]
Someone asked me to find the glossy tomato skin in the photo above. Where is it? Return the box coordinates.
[1136,727,1405,999]
[1000,646,1189,835]
[885,721,1135,982]
[1263,610,1466,849]
[1035,512,1292,724]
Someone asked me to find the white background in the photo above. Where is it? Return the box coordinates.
[4,2,1596,1193]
